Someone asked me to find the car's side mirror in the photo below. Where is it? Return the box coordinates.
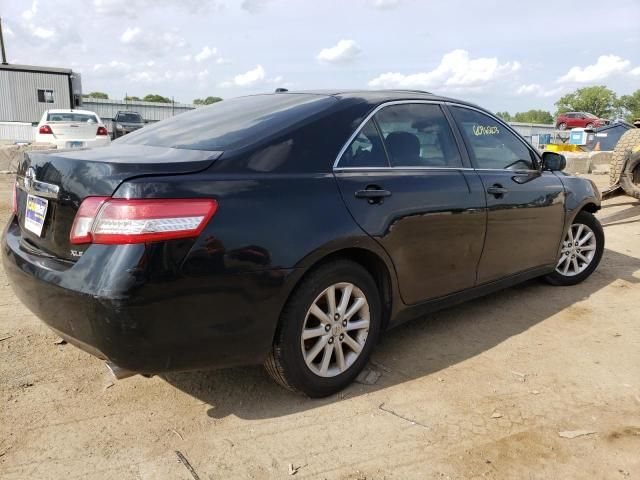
[542,151,566,172]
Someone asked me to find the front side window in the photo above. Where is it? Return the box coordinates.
[450,106,537,170]
[339,119,389,168]
[374,103,462,167]
[37,89,54,103]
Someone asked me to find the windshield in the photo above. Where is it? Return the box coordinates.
[116,113,143,123]
[46,113,99,123]
[115,94,338,151]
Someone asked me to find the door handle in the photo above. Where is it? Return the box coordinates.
[487,184,508,197]
[355,186,391,204]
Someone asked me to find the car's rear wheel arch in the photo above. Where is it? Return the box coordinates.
[284,247,394,334]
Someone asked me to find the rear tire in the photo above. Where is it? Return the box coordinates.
[558,122,567,130]
[265,260,381,397]
[620,150,640,200]
[610,128,640,185]
[544,211,604,286]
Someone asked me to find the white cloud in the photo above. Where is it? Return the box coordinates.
[219,64,282,87]
[369,0,404,9]
[195,46,217,62]
[234,64,265,86]
[241,0,272,13]
[127,71,156,83]
[94,0,208,16]
[118,27,187,54]
[29,26,55,39]
[22,0,38,20]
[368,49,521,91]
[515,83,564,98]
[216,57,231,65]
[120,26,141,44]
[93,60,131,74]
[317,39,361,64]
[3,25,15,38]
[630,66,640,76]
[558,55,630,83]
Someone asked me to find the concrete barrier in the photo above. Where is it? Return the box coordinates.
[588,151,613,175]
[0,144,57,173]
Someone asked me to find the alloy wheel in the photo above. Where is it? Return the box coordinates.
[556,223,597,276]
[300,282,370,378]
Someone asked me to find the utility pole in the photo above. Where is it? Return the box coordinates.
[0,17,9,65]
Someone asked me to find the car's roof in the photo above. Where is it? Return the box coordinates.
[266,89,483,110]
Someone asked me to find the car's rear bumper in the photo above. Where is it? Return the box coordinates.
[2,217,296,374]
[35,137,111,149]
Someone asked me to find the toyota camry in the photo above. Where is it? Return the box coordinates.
[2,90,604,397]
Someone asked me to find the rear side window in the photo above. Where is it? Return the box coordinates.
[450,106,537,170]
[339,119,389,168]
[116,94,338,151]
[374,104,462,167]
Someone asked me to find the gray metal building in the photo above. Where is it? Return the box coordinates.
[0,63,82,123]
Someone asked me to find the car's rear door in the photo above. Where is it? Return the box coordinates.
[448,104,565,284]
[334,101,486,305]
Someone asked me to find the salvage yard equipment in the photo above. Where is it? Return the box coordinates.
[603,127,640,200]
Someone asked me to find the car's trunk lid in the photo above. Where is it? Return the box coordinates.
[49,122,101,140]
[14,144,221,261]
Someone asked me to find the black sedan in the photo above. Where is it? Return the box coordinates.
[2,90,604,397]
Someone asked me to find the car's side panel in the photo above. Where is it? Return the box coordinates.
[473,170,566,283]
[334,169,486,304]
[115,172,368,273]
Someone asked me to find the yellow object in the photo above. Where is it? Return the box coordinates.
[594,142,601,151]
[545,144,582,153]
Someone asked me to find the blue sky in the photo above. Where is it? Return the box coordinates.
[1,0,639,113]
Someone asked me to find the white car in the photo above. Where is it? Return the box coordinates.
[35,109,111,149]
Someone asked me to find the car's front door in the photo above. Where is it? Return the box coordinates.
[334,102,486,305]
[449,105,566,284]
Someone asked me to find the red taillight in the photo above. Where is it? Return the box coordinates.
[39,125,53,134]
[70,197,218,245]
[96,126,108,136]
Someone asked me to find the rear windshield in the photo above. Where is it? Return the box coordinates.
[115,94,338,151]
[116,113,143,123]
[47,112,99,123]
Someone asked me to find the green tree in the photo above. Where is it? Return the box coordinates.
[143,94,172,103]
[618,89,640,122]
[555,85,617,118]
[124,95,141,101]
[512,109,554,124]
[495,111,512,122]
[82,91,109,99]
[193,96,223,105]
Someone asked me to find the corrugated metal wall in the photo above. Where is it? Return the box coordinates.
[0,122,35,142]
[0,70,71,123]
[81,98,198,122]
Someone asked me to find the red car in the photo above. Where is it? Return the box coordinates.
[556,112,608,130]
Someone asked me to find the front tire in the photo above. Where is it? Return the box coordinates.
[265,260,381,397]
[544,211,604,286]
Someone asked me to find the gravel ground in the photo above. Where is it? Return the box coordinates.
[1,173,639,479]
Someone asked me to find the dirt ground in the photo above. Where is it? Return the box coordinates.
[1,172,639,480]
